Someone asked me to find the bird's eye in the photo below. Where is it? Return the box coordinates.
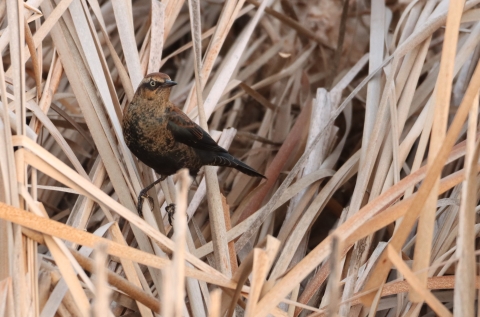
[150,81,156,87]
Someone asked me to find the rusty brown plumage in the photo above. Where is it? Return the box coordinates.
[122,72,265,219]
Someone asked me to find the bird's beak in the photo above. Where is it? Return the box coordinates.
[164,80,177,87]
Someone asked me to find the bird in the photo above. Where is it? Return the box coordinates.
[122,72,266,224]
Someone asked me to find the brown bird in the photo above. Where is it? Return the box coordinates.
[122,72,265,222]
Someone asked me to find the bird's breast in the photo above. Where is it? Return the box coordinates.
[123,111,174,153]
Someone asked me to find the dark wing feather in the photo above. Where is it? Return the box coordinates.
[167,107,227,152]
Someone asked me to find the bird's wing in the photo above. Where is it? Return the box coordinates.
[166,106,227,152]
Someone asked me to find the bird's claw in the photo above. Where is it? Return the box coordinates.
[137,199,144,217]
[137,191,154,217]
[166,203,176,226]
[146,195,154,208]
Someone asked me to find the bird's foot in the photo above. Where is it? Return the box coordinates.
[166,203,176,226]
[137,191,154,217]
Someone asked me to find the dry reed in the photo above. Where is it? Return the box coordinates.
[0,0,479,316]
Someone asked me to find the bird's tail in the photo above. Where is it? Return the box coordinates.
[211,153,266,178]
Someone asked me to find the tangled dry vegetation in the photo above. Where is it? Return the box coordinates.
[1,0,480,316]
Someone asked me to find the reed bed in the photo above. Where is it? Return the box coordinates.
[0,0,479,316]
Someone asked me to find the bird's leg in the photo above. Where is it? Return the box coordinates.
[166,204,176,226]
[137,175,166,216]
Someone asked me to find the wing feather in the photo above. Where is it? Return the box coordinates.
[166,107,227,152]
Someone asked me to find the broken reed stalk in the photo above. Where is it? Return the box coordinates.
[188,0,232,276]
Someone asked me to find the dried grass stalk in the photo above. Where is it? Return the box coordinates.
[2,1,480,316]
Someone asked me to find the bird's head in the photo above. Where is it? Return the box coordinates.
[136,72,177,101]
